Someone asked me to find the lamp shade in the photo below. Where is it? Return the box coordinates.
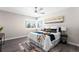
[61,26,66,31]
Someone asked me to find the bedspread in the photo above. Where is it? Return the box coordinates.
[28,32,53,51]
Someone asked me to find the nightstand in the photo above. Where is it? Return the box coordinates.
[60,31,68,44]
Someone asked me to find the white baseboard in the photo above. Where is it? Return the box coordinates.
[5,35,27,41]
[5,36,79,47]
[68,41,79,47]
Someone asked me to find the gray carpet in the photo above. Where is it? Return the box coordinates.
[2,37,79,52]
[2,37,27,52]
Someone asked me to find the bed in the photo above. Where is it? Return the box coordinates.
[28,26,61,51]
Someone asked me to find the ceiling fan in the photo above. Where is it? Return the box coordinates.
[34,7,45,14]
[34,7,45,20]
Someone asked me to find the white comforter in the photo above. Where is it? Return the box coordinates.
[28,32,60,51]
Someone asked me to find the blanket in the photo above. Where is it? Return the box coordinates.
[28,32,53,51]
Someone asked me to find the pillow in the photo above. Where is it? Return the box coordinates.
[34,32,44,34]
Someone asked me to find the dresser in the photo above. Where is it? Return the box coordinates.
[0,33,5,52]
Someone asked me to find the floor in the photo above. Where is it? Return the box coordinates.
[2,37,79,52]
[2,37,27,52]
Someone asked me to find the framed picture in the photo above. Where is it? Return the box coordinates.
[45,16,64,24]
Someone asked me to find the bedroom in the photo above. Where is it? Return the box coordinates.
[0,7,79,52]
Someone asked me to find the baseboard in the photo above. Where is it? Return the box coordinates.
[68,41,79,47]
[5,36,79,47]
[5,35,27,41]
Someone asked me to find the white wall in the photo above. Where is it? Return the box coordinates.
[0,11,36,40]
[44,7,79,45]
[66,8,79,45]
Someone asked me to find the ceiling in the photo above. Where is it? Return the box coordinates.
[0,7,69,17]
